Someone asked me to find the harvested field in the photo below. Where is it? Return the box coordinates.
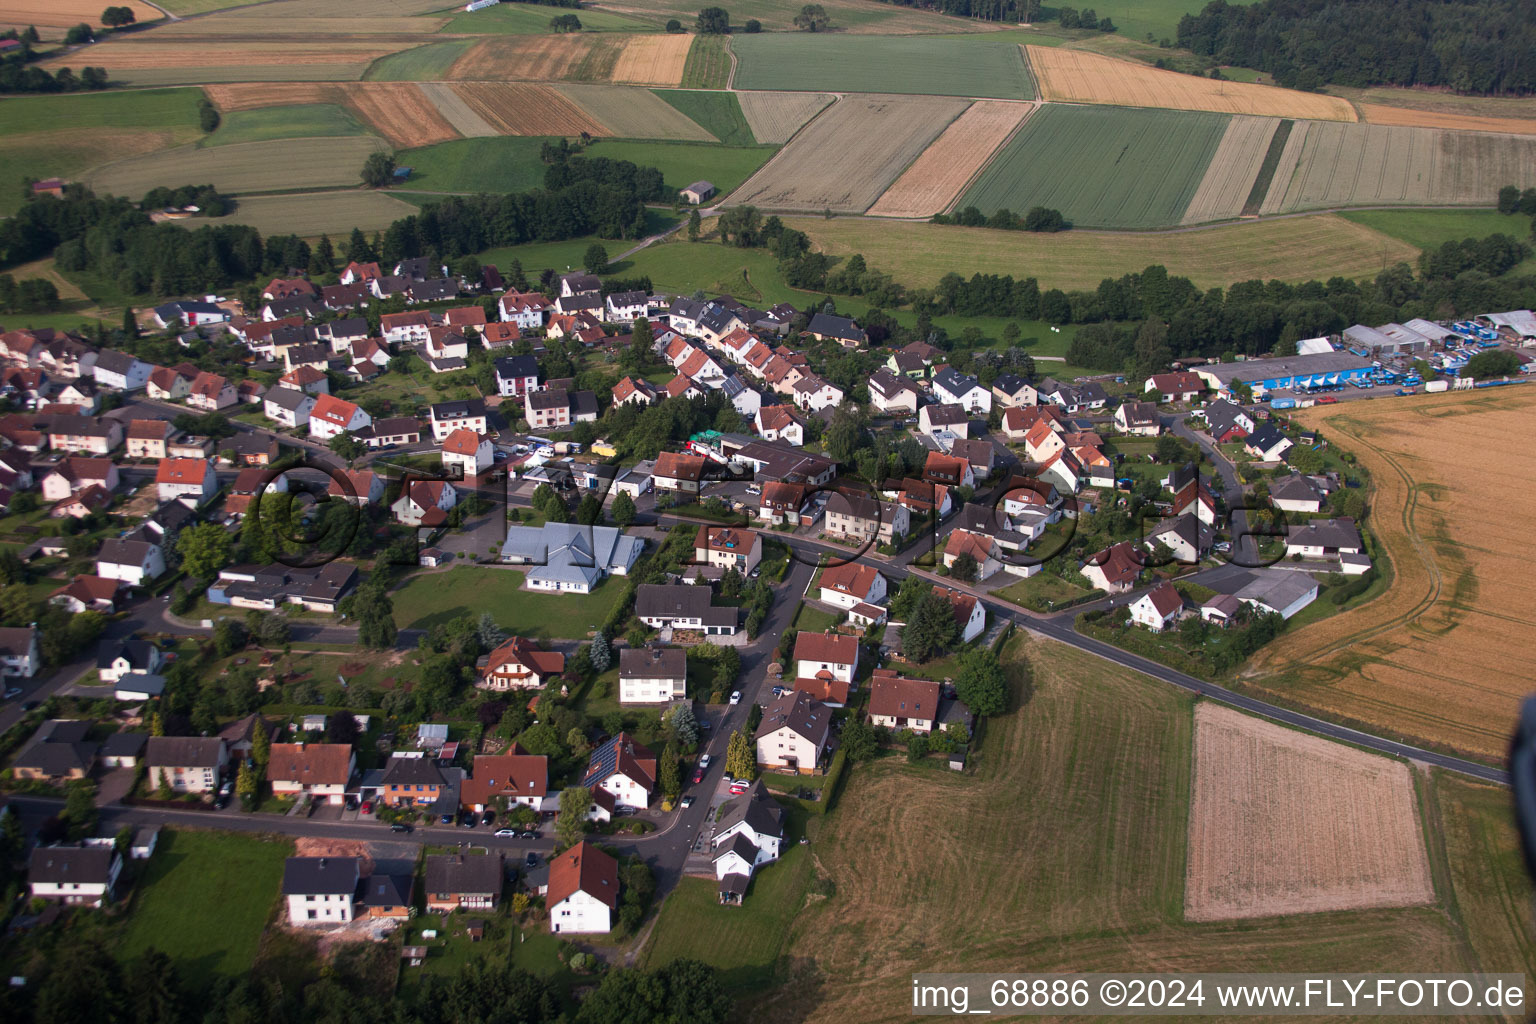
[448,83,608,137]
[1359,103,1536,137]
[610,32,692,86]
[0,0,159,29]
[123,64,368,86]
[1330,84,1536,123]
[221,0,448,13]
[731,34,1033,99]
[1186,702,1432,922]
[447,34,622,83]
[1181,115,1281,224]
[867,100,1033,218]
[553,84,712,140]
[591,0,994,33]
[88,136,385,198]
[737,90,833,144]
[961,103,1229,229]
[730,94,966,213]
[1027,46,1357,121]
[420,83,498,137]
[153,15,449,34]
[203,82,458,148]
[40,39,404,70]
[1245,390,1536,761]
[787,212,1420,290]
[1259,121,1536,214]
[203,82,335,111]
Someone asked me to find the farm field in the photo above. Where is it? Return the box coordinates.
[0,0,160,29]
[418,83,498,137]
[736,91,834,144]
[1259,121,1536,214]
[960,103,1229,229]
[731,34,1034,99]
[1026,46,1356,120]
[0,87,204,134]
[553,84,714,140]
[589,0,994,34]
[203,82,461,147]
[1185,702,1433,922]
[1245,390,1536,762]
[679,32,731,89]
[1329,84,1536,123]
[1180,114,1281,223]
[867,100,1033,218]
[582,139,775,194]
[88,136,386,199]
[610,32,692,86]
[442,2,653,32]
[151,15,448,35]
[1074,0,1207,43]
[202,104,370,147]
[1339,208,1536,254]
[727,635,1516,1024]
[39,39,409,82]
[364,38,476,81]
[448,82,608,138]
[390,566,619,638]
[447,34,624,83]
[786,213,1420,289]
[655,89,757,145]
[1358,104,1536,136]
[204,191,418,237]
[393,136,552,192]
[730,94,966,213]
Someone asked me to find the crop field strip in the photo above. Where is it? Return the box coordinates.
[1259,121,1536,214]
[218,0,448,14]
[150,16,450,35]
[417,83,499,137]
[736,91,833,145]
[39,39,410,85]
[1358,103,1536,137]
[552,84,714,141]
[445,34,685,85]
[730,33,1034,99]
[204,83,460,148]
[1240,118,1293,215]
[867,100,1034,219]
[0,0,161,29]
[1026,45,1357,121]
[364,38,476,82]
[680,33,731,89]
[197,190,418,237]
[87,135,386,199]
[609,32,692,86]
[654,90,756,145]
[448,83,609,138]
[730,94,967,213]
[960,103,1230,229]
[588,0,997,34]
[1246,390,1536,761]
[1186,703,1433,922]
[1180,115,1280,224]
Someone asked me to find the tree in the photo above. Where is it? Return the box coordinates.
[1464,349,1520,379]
[695,6,730,33]
[906,733,929,762]
[1499,184,1523,214]
[841,718,879,763]
[724,728,756,780]
[64,779,98,841]
[583,243,609,274]
[901,590,959,663]
[659,742,681,798]
[101,6,137,27]
[236,758,258,808]
[666,702,699,747]
[329,431,365,465]
[665,17,683,31]
[611,490,637,527]
[687,208,701,241]
[712,645,740,690]
[64,22,94,44]
[556,785,591,845]
[577,493,603,525]
[744,17,761,31]
[477,611,506,651]
[589,631,611,672]
[361,151,398,188]
[549,12,582,31]
[1133,318,1173,378]
[122,306,138,339]
[251,719,270,767]
[793,3,830,30]
[344,580,398,650]
[954,647,1009,717]
[575,960,732,1024]
[950,551,979,583]
[213,616,249,657]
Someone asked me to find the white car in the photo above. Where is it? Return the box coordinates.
[535,445,556,458]
[729,691,741,705]
[494,828,518,837]
[3,687,20,700]
[698,754,712,769]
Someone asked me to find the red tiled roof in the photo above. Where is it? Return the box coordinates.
[483,636,565,679]
[945,529,994,564]
[793,675,850,705]
[868,675,941,722]
[441,428,486,456]
[794,631,857,665]
[654,451,705,482]
[819,562,880,599]
[310,393,361,427]
[155,458,209,486]
[266,742,352,786]
[460,751,548,808]
[547,841,619,910]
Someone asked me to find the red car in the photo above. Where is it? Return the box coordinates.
[1316,395,1339,404]
[692,768,705,784]
[360,800,373,813]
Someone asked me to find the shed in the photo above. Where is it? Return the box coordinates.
[948,750,966,772]
[114,673,166,701]
[464,918,485,941]
[680,180,715,205]
[402,945,427,966]
[131,827,159,860]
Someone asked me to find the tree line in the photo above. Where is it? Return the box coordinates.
[1176,0,1536,94]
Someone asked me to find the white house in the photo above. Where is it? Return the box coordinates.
[693,525,761,575]
[499,290,550,330]
[580,733,656,808]
[91,350,152,391]
[1285,518,1364,558]
[97,636,163,684]
[931,367,991,414]
[868,368,920,415]
[441,428,494,477]
[754,690,830,773]
[1130,582,1184,631]
[547,842,619,934]
[392,480,457,527]
[711,780,786,904]
[793,631,858,688]
[791,375,844,412]
[29,846,122,907]
[618,646,686,705]
[155,458,217,505]
[868,674,942,735]
[428,399,488,442]
[307,394,371,440]
[605,291,649,324]
[282,856,360,926]
[1113,401,1161,436]
[817,562,886,610]
[264,387,317,429]
[95,537,166,588]
[0,626,40,678]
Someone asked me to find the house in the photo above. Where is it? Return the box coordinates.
[652,451,706,495]
[548,842,620,934]
[501,522,642,592]
[95,537,166,588]
[1171,479,1217,525]
[210,561,357,614]
[219,713,267,760]
[791,374,843,412]
[441,428,494,477]
[991,374,1037,408]
[221,433,280,466]
[124,419,173,459]
[932,367,991,414]
[755,404,806,446]
[581,733,656,808]
[527,388,593,430]
[1244,424,1293,462]
[823,491,908,546]
[264,387,317,429]
[267,742,356,804]
[460,749,548,812]
[868,674,941,734]
[12,720,96,781]
[694,525,761,574]
[794,631,858,692]
[755,690,831,773]
[379,310,433,345]
[1039,378,1108,413]
[942,528,1001,580]
[144,736,228,793]
[362,874,413,920]
[29,846,122,908]
[605,290,648,324]
[612,375,659,408]
[187,372,237,411]
[153,299,228,329]
[949,437,996,481]
[379,754,448,807]
[493,354,540,398]
[98,731,147,768]
[1130,582,1184,631]
[340,261,381,285]
[0,626,39,678]
[321,283,370,311]
[146,366,193,402]
[1270,473,1327,513]
[424,328,470,372]
[499,290,551,330]
[155,457,217,505]
[923,451,974,490]
[283,856,361,925]
[308,394,371,440]
[886,477,952,519]
[480,636,565,691]
[429,399,488,441]
[1001,404,1067,441]
[1286,517,1363,558]
[680,180,715,205]
[278,365,329,395]
[619,646,687,704]
[933,584,986,643]
[1202,398,1255,443]
[40,456,117,502]
[91,350,152,391]
[758,480,806,526]
[97,636,163,684]
[1113,401,1161,436]
[1145,512,1214,564]
[1234,571,1320,620]
[806,312,866,348]
[635,583,739,636]
[918,403,970,439]
[818,562,886,611]
[392,480,457,527]
[425,853,504,913]
[1144,371,1205,403]
[1081,541,1143,594]
[49,484,109,519]
[868,368,921,414]
[710,780,785,904]
[48,415,122,454]
[718,372,764,420]
[48,574,120,614]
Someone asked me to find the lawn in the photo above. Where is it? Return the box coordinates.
[791,603,842,636]
[202,103,372,147]
[730,34,1034,99]
[654,89,756,146]
[581,138,775,195]
[116,829,292,980]
[994,572,1094,611]
[390,565,622,639]
[476,208,681,279]
[393,136,553,193]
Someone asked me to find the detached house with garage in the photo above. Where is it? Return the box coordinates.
[264,387,317,429]
[1113,401,1161,436]
[96,537,166,588]
[932,367,991,414]
[429,398,488,442]
[1081,540,1143,594]
[756,689,831,772]
[379,754,448,808]
[461,749,548,813]
[92,350,151,391]
[392,480,456,527]
[441,428,494,478]
[818,562,886,612]
[868,673,941,735]
[493,354,540,398]
[635,583,739,637]
[1202,398,1255,443]
[267,742,356,805]
[1244,424,1293,462]
[793,631,858,705]
[283,856,361,926]
[619,646,687,705]
[425,853,504,913]
[693,525,760,575]
[145,736,228,794]
[711,780,786,905]
[479,636,565,692]
[868,367,921,415]
[1285,517,1364,559]
[308,394,371,440]
[1130,582,1184,632]
[581,733,656,809]
[548,842,620,934]
[1145,371,1205,404]
[652,451,706,495]
[29,846,121,908]
[155,458,217,505]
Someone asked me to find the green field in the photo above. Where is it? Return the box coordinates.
[394,135,552,192]
[1339,208,1533,252]
[117,829,291,979]
[654,89,757,146]
[390,565,623,638]
[962,103,1229,228]
[0,88,205,134]
[583,138,774,194]
[730,34,1034,99]
[89,135,386,199]
[680,33,732,89]
[206,190,419,237]
[364,38,476,81]
[203,103,372,147]
[994,572,1094,611]
[1084,0,1208,43]
[441,3,653,32]
[477,209,682,279]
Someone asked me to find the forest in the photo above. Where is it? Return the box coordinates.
[1176,0,1536,94]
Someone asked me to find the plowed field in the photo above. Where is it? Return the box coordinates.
[203,83,457,147]
[867,100,1032,218]
[0,0,160,28]
[450,82,609,137]
[610,32,692,86]
[448,34,621,82]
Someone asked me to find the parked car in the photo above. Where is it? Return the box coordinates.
[460,813,477,828]
[698,754,712,769]
[680,795,695,808]
[2,687,20,700]
[692,767,705,784]
[20,700,38,711]
[360,800,373,814]
[729,781,749,795]
[525,852,539,868]
[390,823,413,833]
[439,813,455,825]
[494,828,518,837]
[518,830,540,840]
[1316,395,1339,404]
[481,810,495,826]
[729,691,741,705]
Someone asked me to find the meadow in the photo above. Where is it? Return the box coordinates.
[392,136,553,192]
[580,138,776,194]
[206,191,419,237]
[1339,208,1536,257]
[390,566,620,638]
[730,34,1034,99]
[960,103,1230,229]
[587,0,991,34]
[364,37,477,81]
[442,2,653,33]
[1245,389,1536,762]
[88,136,386,199]
[656,89,758,145]
[202,104,370,147]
